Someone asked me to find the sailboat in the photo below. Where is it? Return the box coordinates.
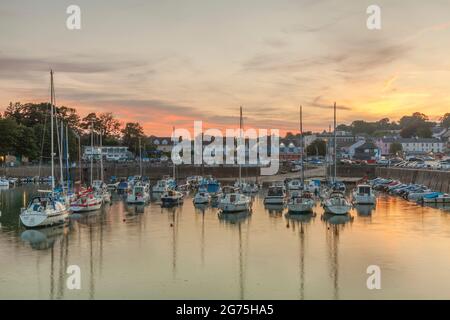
[322,102,352,215]
[20,70,69,228]
[70,121,103,212]
[287,106,315,214]
[93,130,111,203]
[161,128,184,206]
[219,107,251,213]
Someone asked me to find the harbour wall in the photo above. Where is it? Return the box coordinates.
[375,167,450,194]
[2,164,261,182]
[335,165,377,179]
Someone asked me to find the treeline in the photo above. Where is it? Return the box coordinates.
[336,112,450,138]
[0,102,148,162]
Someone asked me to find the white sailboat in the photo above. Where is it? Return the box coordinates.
[20,70,69,227]
[220,107,251,213]
[70,121,103,212]
[94,130,111,203]
[288,106,315,214]
[323,102,351,215]
[161,133,184,206]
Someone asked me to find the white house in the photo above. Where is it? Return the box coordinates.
[83,146,129,161]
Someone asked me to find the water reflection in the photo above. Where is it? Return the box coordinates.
[285,212,315,300]
[2,186,450,299]
[125,204,145,215]
[264,204,285,216]
[322,213,353,300]
[21,224,67,250]
[355,204,376,216]
[218,211,251,299]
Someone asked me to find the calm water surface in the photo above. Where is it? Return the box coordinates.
[1,185,450,300]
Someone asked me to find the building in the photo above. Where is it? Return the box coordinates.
[83,146,130,161]
[279,142,301,162]
[375,137,444,156]
[149,137,174,153]
[340,139,366,158]
[317,131,359,148]
[353,141,380,161]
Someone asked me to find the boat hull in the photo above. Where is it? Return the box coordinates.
[264,196,285,205]
[126,195,150,204]
[288,203,314,214]
[161,197,184,206]
[20,210,68,228]
[352,194,376,205]
[70,202,102,212]
[323,204,351,215]
[220,202,250,213]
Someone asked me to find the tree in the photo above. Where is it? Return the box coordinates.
[399,112,434,138]
[306,139,326,156]
[0,118,20,157]
[121,122,144,154]
[442,113,450,128]
[81,112,122,145]
[15,125,39,160]
[98,112,121,138]
[389,142,403,155]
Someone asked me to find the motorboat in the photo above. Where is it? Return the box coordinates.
[418,192,450,204]
[153,177,176,193]
[127,182,151,204]
[241,182,259,194]
[117,180,130,193]
[287,179,302,191]
[200,176,222,198]
[107,176,120,190]
[161,189,184,206]
[323,191,352,215]
[0,178,9,187]
[352,184,376,205]
[92,180,112,203]
[304,179,321,195]
[193,189,211,204]
[264,185,286,205]
[287,191,315,214]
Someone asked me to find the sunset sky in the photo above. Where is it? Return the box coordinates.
[1,0,449,135]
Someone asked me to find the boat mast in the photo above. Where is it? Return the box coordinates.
[328,124,331,183]
[239,106,242,185]
[300,105,305,185]
[172,126,176,180]
[90,120,94,186]
[139,137,142,176]
[100,129,104,182]
[65,124,70,191]
[59,118,64,190]
[50,70,55,195]
[52,72,64,190]
[333,102,337,183]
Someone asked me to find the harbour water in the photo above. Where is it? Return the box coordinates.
[1,185,450,300]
